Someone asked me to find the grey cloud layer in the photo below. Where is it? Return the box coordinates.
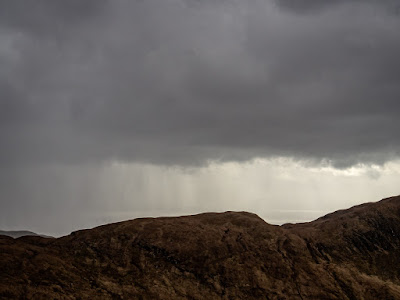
[1,0,400,167]
[277,0,400,14]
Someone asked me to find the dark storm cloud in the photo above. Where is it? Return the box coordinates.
[0,0,108,37]
[277,0,400,14]
[1,0,400,167]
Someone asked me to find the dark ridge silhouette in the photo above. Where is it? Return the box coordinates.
[1,196,400,299]
[0,230,53,239]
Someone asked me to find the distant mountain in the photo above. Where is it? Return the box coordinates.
[1,196,400,299]
[0,230,52,239]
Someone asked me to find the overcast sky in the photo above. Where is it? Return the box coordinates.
[1,0,400,236]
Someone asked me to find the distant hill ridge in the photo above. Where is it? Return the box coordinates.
[1,196,400,299]
[0,230,52,239]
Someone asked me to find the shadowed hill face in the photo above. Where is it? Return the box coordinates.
[1,197,400,299]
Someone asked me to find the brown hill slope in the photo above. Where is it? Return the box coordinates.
[1,196,400,299]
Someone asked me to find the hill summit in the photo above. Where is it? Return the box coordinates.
[2,196,400,299]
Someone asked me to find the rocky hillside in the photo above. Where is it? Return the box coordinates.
[1,196,400,299]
